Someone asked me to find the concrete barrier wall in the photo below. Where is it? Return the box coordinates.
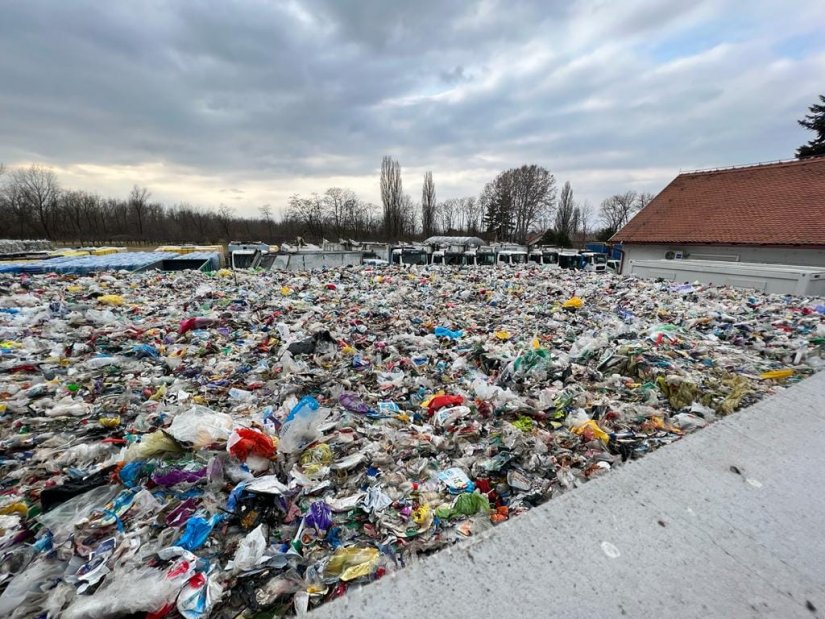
[271,252,362,271]
[313,370,825,618]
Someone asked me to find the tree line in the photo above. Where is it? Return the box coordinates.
[1,96,820,246]
[0,160,653,247]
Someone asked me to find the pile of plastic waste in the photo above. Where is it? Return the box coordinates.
[0,266,823,617]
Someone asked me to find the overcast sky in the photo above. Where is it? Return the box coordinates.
[1,0,823,218]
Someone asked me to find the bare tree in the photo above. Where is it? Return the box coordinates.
[553,181,575,245]
[128,185,150,237]
[439,198,459,233]
[216,204,233,240]
[259,204,274,239]
[401,194,418,236]
[575,200,594,244]
[286,193,325,240]
[324,187,358,236]
[11,164,60,239]
[421,171,436,236]
[341,192,364,235]
[636,191,654,211]
[380,156,403,238]
[599,190,638,236]
[460,196,483,234]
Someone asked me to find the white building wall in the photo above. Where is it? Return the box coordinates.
[620,244,825,273]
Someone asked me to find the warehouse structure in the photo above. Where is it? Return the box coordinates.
[612,157,825,272]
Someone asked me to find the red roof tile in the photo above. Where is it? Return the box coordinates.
[612,157,825,246]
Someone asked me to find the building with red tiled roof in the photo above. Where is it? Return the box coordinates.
[611,157,825,272]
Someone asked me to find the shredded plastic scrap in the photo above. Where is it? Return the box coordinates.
[0,265,822,616]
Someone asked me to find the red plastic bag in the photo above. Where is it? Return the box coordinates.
[427,394,464,415]
[178,317,216,335]
[227,428,275,460]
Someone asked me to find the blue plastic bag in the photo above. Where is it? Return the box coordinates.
[176,513,224,551]
[434,326,463,339]
[285,396,320,424]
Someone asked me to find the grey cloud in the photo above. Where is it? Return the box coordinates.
[0,0,822,212]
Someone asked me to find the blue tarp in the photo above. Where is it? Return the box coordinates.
[0,252,179,275]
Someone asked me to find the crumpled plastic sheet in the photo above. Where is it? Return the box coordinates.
[0,265,823,617]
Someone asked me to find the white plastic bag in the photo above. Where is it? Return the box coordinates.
[167,405,233,449]
[229,524,268,572]
[279,407,330,454]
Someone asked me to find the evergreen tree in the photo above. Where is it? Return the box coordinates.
[796,94,825,159]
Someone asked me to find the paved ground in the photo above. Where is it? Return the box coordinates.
[314,370,825,619]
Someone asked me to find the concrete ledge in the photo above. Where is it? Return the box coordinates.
[314,371,825,618]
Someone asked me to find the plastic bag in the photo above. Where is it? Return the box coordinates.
[62,565,186,619]
[178,316,217,335]
[96,294,124,305]
[285,395,320,423]
[303,501,333,532]
[435,492,490,519]
[37,484,119,539]
[426,394,464,415]
[569,419,610,443]
[279,406,330,455]
[176,513,224,551]
[433,326,463,339]
[151,467,207,487]
[125,430,183,461]
[324,546,379,581]
[227,427,275,461]
[0,558,65,617]
[339,392,370,414]
[167,406,233,449]
[119,461,145,488]
[229,524,268,572]
[178,570,223,619]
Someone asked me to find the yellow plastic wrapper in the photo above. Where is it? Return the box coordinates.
[149,384,167,401]
[97,295,124,305]
[324,547,379,581]
[0,502,28,518]
[300,444,332,475]
[280,286,293,296]
[570,419,610,443]
[99,416,121,428]
[531,337,541,350]
[759,368,794,380]
[717,373,751,415]
[125,430,183,461]
[66,285,82,293]
[412,503,431,526]
[494,330,511,341]
[216,268,233,277]
[562,296,584,309]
